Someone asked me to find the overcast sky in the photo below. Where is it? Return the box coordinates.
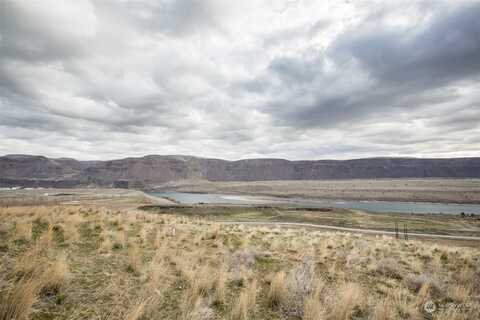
[1,0,479,160]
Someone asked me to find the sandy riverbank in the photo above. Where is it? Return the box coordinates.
[155,178,480,204]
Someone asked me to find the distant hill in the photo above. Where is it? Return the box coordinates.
[1,154,480,189]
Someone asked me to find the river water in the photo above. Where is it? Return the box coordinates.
[148,191,480,215]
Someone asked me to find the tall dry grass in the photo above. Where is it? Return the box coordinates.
[37,223,54,249]
[1,204,480,320]
[0,277,40,320]
[148,259,165,294]
[127,244,142,275]
[303,280,325,320]
[40,255,69,295]
[14,220,32,241]
[267,271,287,308]
[370,299,393,320]
[330,283,364,320]
[303,296,324,320]
[231,279,257,320]
[125,299,149,320]
[214,268,227,305]
[180,265,215,318]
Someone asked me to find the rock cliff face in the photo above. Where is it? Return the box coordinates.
[1,154,480,188]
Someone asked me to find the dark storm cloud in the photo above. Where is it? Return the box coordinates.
[258,1,480,130]
[334,2,480,87]
[268,55,321,83]
[0,63,36,99]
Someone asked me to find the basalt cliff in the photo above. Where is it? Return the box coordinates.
[1,154,480,189]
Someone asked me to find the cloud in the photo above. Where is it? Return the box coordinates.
[334,2,480,87]
[0,0,479,160]
[0,1,96,62]
[253,1,480,131]
[93,0,227,37]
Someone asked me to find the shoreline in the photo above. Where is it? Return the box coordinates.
[147,189,480,206]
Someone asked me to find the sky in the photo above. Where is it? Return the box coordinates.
[0,0,479,161]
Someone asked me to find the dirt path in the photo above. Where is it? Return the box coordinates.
[218,221,480,241]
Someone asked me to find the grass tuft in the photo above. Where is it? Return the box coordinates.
[267,271,287,308]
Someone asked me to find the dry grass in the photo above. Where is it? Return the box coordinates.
[127,243,142,275]
[14,220,32,241]
[114,229,127,249]
[247,279,257,308]
[148,259,165,293]
[371,299,393,320]
[303,279,325,320]
[0,204,479,320]
[125,299,149,320]
[37,223,54,249]
[40,255,69,295]
[330,283,364,320]
[231,280,257,320]
[267,271,287,308]
[14,245,44,278]
[231,289,250,320]
[185,298,214,320]
[180,266,215,319]
[415,282,431,307]
[100,231,113,252]
[63,214,81,243]
[303,295,324,320]
[448,284,471,303]
[213,268,227,305]
[0,277,40,320]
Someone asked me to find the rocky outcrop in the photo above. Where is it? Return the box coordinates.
[1,154,480,188]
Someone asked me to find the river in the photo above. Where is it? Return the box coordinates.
[148,191,480,215]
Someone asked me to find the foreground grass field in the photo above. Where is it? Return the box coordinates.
[1,205,479,319]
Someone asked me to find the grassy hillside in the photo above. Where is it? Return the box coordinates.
[1,205,479,319]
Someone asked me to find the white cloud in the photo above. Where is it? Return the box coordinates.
[0,0,479,160]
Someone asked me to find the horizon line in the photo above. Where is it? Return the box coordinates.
[2,153,480,163]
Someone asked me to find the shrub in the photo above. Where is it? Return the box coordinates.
[230,249,256,270]
[404,273,442,296]
[376,258,403,279]
[283,256,316,317]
